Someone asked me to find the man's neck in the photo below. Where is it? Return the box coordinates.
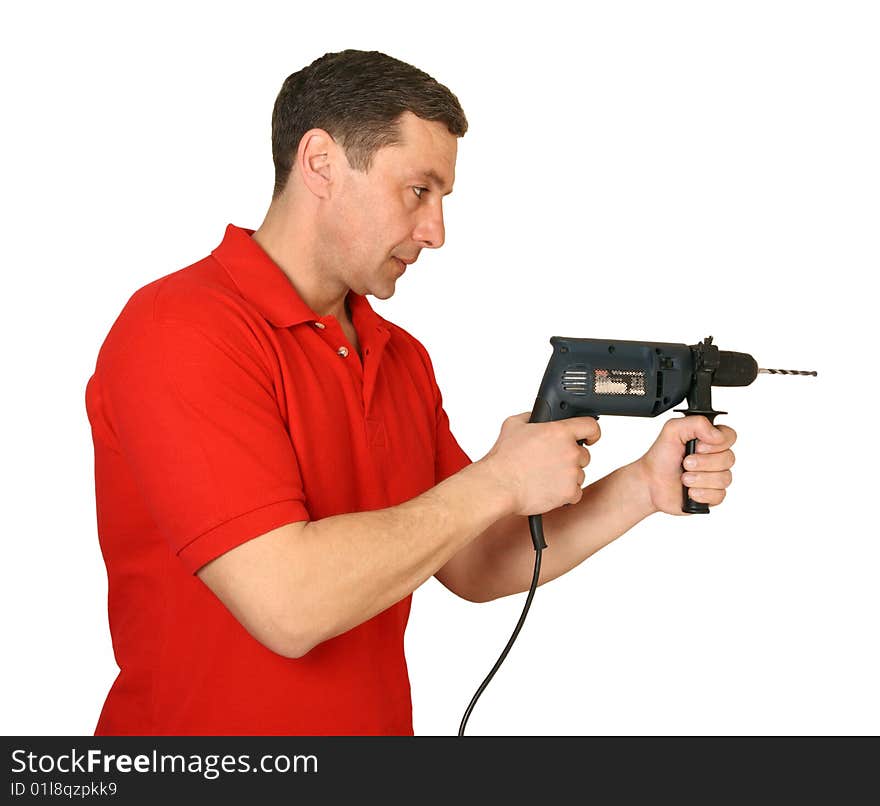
[252,200,351,324]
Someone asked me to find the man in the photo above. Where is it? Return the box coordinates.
[85,50,736,735]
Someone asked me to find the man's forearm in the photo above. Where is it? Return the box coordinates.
[291,459,514,653]
[439,461,658,603]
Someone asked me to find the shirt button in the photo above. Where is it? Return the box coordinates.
[314,322,326,329]
[337,346,349,358]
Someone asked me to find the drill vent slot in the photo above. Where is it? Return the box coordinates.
[561,366,588,396]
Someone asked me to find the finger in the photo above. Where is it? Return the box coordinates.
[681,470,733,491]
[682,449,736,472]
[567,416,601,445]
[717,425,737,447]
[579,446,591,468]
[696,424,737,453]
[667,415,725,449]
[686,487,726,506]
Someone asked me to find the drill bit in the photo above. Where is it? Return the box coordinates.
[758,368,818,376]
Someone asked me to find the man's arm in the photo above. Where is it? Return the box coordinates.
[435,416,738,603]
[434,460,654,603]
[197,413,600,659]
[197,459,514,658]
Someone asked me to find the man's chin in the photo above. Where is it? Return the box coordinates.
[370,283,396,301]
[366,273,399,300]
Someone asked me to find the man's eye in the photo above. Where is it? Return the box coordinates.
[413,186,428,199]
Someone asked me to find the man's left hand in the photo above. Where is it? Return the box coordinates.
[636,416,737,516]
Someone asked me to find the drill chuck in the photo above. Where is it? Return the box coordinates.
[714,351,759,387]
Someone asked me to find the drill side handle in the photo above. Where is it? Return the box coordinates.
[676,409,725,514]
[682,437,709,514]
[677,338,725,515]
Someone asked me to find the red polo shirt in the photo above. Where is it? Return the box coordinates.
[85,224,472,735]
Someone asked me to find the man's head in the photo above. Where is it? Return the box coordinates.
[268,50,467,299]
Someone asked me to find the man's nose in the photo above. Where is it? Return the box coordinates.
[413,205,445,249]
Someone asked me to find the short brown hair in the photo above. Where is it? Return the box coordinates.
[270,50,468,197]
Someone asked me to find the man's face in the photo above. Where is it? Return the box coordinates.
[320,111,457,299]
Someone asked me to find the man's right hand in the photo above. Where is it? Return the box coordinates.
[480,413,602,517]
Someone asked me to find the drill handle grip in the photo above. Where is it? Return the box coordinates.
[527,396,552,549]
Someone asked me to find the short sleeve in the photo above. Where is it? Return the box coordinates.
[435,401,473,484]
[403,332,473,483]
[92,290,310,573]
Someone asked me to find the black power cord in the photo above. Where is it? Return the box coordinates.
[458,514,546,736]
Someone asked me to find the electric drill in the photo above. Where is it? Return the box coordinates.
[526,335,818,547]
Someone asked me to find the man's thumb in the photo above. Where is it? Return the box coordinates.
[696,416,724,443]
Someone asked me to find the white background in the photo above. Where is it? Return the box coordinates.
[2,1,877,736]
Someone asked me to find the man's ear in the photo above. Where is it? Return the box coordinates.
[296,128,344,200]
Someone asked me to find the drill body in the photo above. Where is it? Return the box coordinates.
[530,335,759,421]
[530,336,777,517]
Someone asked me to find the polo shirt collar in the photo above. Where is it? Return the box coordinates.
[211,223,386,333]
